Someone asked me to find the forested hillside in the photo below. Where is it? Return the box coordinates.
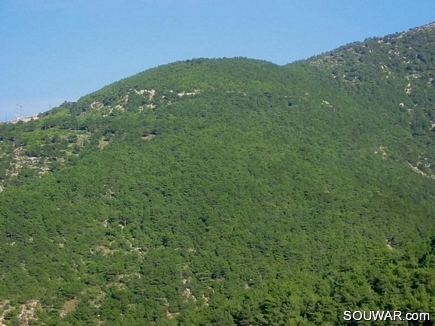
[0,23,435,325]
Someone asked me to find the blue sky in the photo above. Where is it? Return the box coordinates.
[1,0,434,120]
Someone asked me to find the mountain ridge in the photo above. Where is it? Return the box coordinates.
[0,23,435,325]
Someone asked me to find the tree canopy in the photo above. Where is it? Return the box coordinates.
[0,23,435,325]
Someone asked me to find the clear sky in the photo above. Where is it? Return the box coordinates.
[1,0,434,121]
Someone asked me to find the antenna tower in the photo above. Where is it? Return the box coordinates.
[15,105,23,122]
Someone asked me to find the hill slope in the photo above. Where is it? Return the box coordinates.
[0,25,435,325]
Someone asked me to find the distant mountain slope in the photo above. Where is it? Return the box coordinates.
[0,24,434,325]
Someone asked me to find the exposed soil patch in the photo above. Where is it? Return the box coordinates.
[60,299,78,317]
[98,137,110,149]
[141,134,155,141]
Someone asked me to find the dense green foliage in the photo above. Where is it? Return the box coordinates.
[0,23,435,325]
